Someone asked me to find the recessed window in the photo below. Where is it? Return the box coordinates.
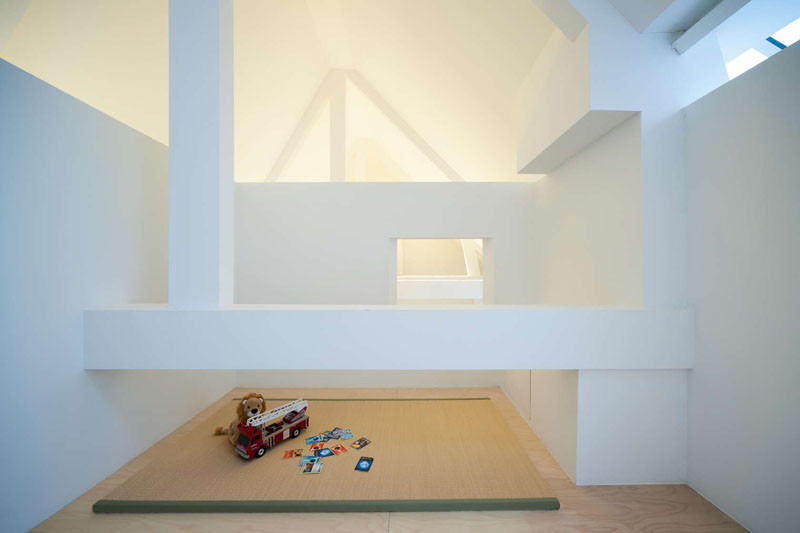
[725,48,768,80]
[396,239,483,304]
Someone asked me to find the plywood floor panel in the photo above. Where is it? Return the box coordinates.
[35,387,745,532]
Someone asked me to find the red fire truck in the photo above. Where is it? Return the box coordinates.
[235,399,309,460]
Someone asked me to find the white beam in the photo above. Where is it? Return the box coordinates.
[672,0,750,55]
[84,306,694,370]
[329,70,346,181]
[266,69,464,182]
[346,70,465,182]
[265,72,334,181]
[168,0,234,308]
[531,0,587,41]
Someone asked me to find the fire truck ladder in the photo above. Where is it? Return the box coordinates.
[245,398,308,427]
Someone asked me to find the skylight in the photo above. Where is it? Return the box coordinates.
[725,48,768,79]
[770,17,800,48]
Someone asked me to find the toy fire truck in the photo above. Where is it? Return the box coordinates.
[235,398,309,460]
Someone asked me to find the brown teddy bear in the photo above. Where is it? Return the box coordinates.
[214,393,267,446]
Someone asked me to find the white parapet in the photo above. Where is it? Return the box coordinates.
[84,305,693,370]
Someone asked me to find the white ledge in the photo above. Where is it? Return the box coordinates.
[519,110,638,174]
[84,305,693,370]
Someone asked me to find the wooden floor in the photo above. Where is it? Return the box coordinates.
[35,387,745,532]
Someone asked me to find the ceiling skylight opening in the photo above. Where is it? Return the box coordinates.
[770,17,800,48]
[725,48,768,79]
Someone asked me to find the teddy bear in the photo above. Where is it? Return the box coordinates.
[214,392,267,446]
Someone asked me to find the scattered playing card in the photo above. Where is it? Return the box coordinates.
[298,456,320,466]
[282,450,295,459]
[301,462,323,474]
[305,434,324,445]
[340,429,353,440]
[331,427,344,438]
[330,443,348,455]
[315,448,334,457]
[309,442,325,452]
[351,437,371,449]
[355,456,374,472]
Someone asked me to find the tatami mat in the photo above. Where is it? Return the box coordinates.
[95,396,558,513]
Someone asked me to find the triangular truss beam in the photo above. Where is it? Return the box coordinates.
[265,69,463,182]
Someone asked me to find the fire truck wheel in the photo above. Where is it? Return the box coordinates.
[255,446,267,458]
[291,427,301,438]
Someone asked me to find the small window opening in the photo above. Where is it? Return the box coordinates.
[396,239,484,304]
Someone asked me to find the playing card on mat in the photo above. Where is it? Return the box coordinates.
[355,457,374,472]
[301,462,323,474]
[351,437,371,449]
[330,443,348,455]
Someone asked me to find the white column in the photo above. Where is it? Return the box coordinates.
[168,0,234,308]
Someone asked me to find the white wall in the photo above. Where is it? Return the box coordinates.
[531,114,643,306]
[502,370,576,480]
[577,370,687,485]
[530,370,578,481]
[0,59,235,532]
[520,0,729,308]
[685,42,800,533]
[504,369,685,485]
[501,370,532,419]
[573,0,729,308]
[235,182,536,304]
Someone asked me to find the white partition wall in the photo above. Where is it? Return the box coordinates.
[685,41,800,532]
[235,183,536,305]
[0,59,236,533]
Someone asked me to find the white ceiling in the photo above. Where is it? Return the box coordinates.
[0,0,555,181]
[236,0,555,181]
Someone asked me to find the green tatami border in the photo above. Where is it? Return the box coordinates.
[233,397,492,402]
[93,497,560,514]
